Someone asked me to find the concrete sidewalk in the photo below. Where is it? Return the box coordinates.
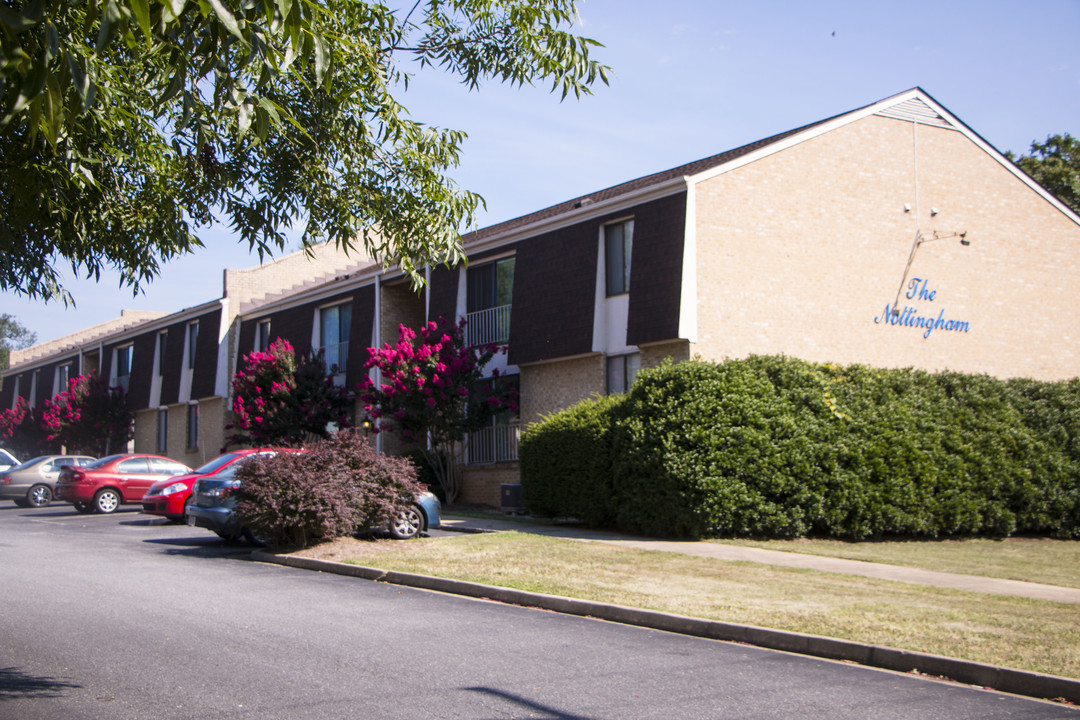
[439,513,1080,605]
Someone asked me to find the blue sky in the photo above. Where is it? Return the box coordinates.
[5,0,1078,344]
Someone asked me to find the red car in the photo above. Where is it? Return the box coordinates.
[55,454,192,514]
[141,449,276,522]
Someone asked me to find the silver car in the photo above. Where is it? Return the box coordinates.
[1,455,97,508]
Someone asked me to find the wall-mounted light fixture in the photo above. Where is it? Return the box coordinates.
[930,207,940,217]
[890,229,970,316]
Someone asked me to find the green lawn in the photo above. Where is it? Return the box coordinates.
[302,531,1080,680]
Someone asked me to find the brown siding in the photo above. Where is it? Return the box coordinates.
[269,304,315,356]
[159,320,189,405]
[127,331,158,410]
[346,285,375,388]
[428,265,459,324]
[508,223,598,365]
[191,309,222,399]
[626,192,687,346]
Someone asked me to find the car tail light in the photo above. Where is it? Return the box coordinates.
[0,475,9,485]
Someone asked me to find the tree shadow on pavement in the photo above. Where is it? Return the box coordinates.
[0,667,81,700]
[464,686,607,720]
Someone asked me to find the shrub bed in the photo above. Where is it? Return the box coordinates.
[520,356,1080,539]
[232,430,424,548]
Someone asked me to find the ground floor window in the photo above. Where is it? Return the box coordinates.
[157,408,168,453]
[186,403,199,450]
[606,352,640,395]
[467,375,520,465]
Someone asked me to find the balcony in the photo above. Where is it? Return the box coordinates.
[319,341,349,375]
[466,304,511,347]
[467,423,520,465]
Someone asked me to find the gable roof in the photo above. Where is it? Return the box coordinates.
[463,87,1079,254]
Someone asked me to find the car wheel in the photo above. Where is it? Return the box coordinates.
[94,488,122,514]
[214,530,242,543]
[73,502,95,514]
[27,484,53,508]
[388,505,424,539]
[242,528,269,547]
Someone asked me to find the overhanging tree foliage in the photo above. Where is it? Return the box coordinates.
[0,314,36,370]
[1008,134,1079,215]
[0,0,609,302]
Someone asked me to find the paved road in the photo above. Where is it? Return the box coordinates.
[1,503,1076,719]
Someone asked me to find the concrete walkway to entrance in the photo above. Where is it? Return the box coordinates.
[440,513,1080,605]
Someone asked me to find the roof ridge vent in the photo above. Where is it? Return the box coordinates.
[875,97,954,129]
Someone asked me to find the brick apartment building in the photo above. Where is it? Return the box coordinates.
[4,88,1078,506]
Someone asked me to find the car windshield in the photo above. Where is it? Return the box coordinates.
[213,452,275,478]
[8,456,50,471]
[85,454,126,469]
[191,452,244,475]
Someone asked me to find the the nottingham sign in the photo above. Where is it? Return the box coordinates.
[874,278,971,339]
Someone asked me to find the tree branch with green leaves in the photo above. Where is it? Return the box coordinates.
[0,0,609,301]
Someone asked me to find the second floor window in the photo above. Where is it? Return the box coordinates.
[605,220,634,296]
[466,257,514,345]
[187,322,199,369]
[157,332,168,376]
[256,319,271,352]
[115,345,133,392]
[320,302,351,374]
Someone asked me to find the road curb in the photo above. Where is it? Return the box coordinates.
[251,550,1080,707]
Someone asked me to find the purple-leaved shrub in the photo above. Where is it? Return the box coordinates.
[232,430,424,549]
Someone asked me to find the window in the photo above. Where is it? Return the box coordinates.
[157,332,168,376]
[157,408,168,453]
[606,353,640,395]
[605,220,634,296]
[186,403,199,450]
[319,302,352,374]
[57,363,70,391]
[466,257,515,345]
[467,375,520,465]
[115,345,133,392]
[256,319,271,352]
[187,322,199,369]
[118,457,151,474]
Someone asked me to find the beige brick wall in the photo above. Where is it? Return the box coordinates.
[459,463,521,507]
[379,280,425,345]
[692,115,1080,381]
[133,398,225,468]
[639,340,691,370]
[519,354,605,430]
[223,240,373,307]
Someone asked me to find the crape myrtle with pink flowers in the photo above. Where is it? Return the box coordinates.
[359,317,518,503]
[0,372,133,458]
[227,339,353,448]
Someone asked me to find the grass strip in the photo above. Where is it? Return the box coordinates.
[304,532,1080,680]
[711,537,1080,589]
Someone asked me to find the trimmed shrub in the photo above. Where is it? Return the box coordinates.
[232,430,424,549]
[520,356,1080,540]
[520,393,624,526]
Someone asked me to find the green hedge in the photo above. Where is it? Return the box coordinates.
[519,356,1080,539]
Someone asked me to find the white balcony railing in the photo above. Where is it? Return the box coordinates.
[465,304,511,346]
[319,341,349,375]
[467,423,520,465]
